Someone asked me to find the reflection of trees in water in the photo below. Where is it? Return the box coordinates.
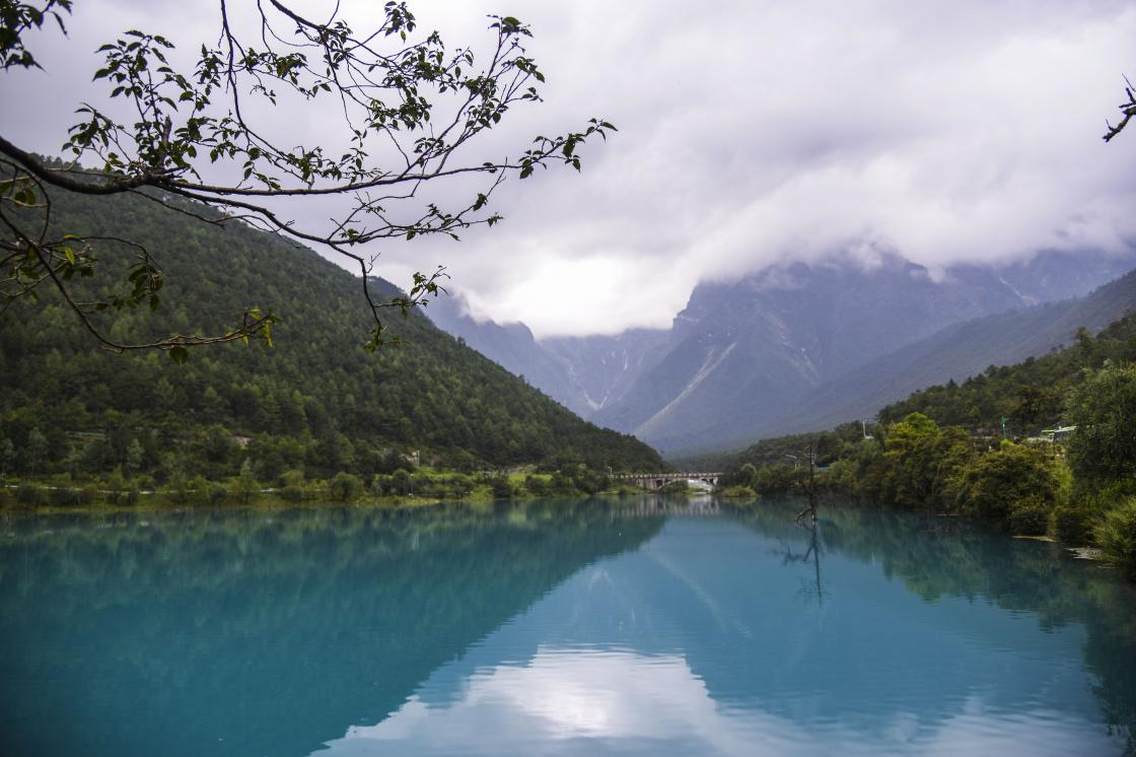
[0,501,664,757]
[772,520,825,606]
[729,499,1136,755]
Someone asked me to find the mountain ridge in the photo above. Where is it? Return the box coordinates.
[431,248,1135,456]
[760,266,1136,442]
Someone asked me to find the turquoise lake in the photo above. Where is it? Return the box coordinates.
[1,499,1134,756]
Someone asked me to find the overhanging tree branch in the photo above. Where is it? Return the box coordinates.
[0,1,615,355]
[1104,76,1136,142]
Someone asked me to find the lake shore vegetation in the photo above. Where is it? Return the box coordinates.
[717,313,1136,576]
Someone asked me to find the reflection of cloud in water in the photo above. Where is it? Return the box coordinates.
[318,648,1116,756]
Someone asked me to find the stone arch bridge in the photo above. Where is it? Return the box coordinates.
[613,472,723,491]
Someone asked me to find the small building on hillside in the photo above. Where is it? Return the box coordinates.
[1040,426,1077,443]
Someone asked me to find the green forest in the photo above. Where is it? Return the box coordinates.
[0,178,664,502]
[720,312,1136,575]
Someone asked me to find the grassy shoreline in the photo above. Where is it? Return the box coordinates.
[0,477,662,515]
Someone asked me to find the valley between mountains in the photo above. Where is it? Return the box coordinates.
[429,249,1136,456]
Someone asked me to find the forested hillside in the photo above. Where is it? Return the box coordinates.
[877,312,1136,434]
[0,182,664,484]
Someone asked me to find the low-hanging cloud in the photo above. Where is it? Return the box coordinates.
[3,0,1135,336]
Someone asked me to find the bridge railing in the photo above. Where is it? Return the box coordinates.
[612,472,723,479]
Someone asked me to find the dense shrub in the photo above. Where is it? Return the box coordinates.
[49,487,82,507]
[875,414,973,510]
[207,483,226,505]
[229,461,260,504]
[370,468,414,497]
[1095,498,1136,580]
[280,469,307,501]
[418,474,475,499]
[448,474,475,497]
[391,469,413,496]
[1008,496,1049,536]
[328,472,364,502]
[488,475,513,499]
[658,480,689,494]
[819,458,859,495]
[955,443,1060,529]
[754,463,803,495]
[717,485,757,499]
[16,484,46,506]
[525,475,552,496]
[570,467,609,495]
[1053,506,1095,545]
[1066,363,1136,490]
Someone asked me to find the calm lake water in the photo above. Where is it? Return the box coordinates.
[1,498,1134,756]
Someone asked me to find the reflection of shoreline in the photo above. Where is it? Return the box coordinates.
[0,488,724,523]
[326,511,1131,756]
[730,501,1136,754]
[2,503,1133,757]
[612,496,720,518]
[0,502,665,757]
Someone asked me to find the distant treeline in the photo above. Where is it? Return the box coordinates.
[3,462,643,510]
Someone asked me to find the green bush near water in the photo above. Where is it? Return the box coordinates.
[1095,498,1136,580]
[956,443,1060,530]
[328,472,365,502]
[1008,496,1050,536]
[1053,506,1095,545]
[657,480,689,495]
[15,484,46,506]
[718,485,758,499]
[48,487,79,507]
[280,469,309,502]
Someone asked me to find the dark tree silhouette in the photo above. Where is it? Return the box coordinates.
[0,1,613,356]
[1104,76,1136,142]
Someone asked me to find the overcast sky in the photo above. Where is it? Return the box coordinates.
[3,0,1136,336]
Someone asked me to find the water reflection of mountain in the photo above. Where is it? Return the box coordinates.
[3,502,1134,756]
[322,505,1136,755]
[0,502,664,757]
